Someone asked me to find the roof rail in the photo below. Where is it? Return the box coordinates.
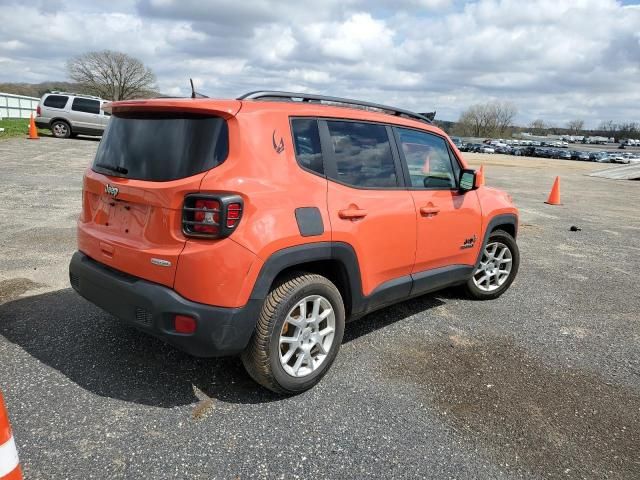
[238,90,433,124]
[50,91,103,100]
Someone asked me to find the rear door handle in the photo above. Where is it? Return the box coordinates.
[419,206,440,216]
[338,208,368,219]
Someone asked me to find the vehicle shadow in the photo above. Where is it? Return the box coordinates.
[0,288,447,408]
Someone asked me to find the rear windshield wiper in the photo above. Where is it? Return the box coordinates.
[95,163,128,175]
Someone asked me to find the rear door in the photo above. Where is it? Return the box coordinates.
[322,119,416,298]
[393,126,482,273]
[70,97,102,132]
[41,94,69,121]
[78,111,231,287]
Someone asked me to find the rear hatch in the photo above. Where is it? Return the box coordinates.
[78,100,239,287]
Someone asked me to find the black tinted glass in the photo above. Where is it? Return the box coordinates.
[291,119,323,174]
[92,114,228,181]
[72,98,100,114]
[327,121,397,188]
[43,95,68,109]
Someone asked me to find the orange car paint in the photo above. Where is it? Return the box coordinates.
[77,97,517,311]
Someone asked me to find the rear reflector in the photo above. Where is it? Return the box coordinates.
[174,315,196,334]
[226,203,242,228]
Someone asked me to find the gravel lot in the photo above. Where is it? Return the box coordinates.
[1,137,638,479]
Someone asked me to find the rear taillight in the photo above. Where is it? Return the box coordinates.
[36,105,41,116]
[182,194,243,238]
[193,199,220,234]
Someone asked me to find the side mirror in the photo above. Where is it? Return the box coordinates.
[459,169,477,192]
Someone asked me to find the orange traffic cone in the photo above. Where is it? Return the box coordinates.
[0,392,22,480]
[545,176,561,205]
[477,164,485,186]
[27,114,39,140]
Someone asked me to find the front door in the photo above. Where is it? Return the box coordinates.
[322,119,417,298]
[393,126,482,274]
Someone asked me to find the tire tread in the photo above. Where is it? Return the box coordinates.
[242,273,342,394]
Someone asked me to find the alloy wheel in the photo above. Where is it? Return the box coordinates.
[472,241,513,292]
[279,295,336,377]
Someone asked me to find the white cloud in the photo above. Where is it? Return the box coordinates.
[0,0,638,127]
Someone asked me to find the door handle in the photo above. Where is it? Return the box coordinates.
[419,206,440,216]
[338,207,368,219]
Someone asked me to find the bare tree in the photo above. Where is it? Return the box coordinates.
[67,50,156,101]
[455,101,518,137]
[529,119,546,135]
[494,101,517,135]
[566,119,584,135]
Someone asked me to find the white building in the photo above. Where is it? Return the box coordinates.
[0,92,39,119]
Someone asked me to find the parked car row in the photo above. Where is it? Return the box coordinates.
[459,142,640,164]
[460,143,496,154]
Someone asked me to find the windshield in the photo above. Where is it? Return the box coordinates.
[92,113,228,181]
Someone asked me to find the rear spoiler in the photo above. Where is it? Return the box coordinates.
[103,99,242,119]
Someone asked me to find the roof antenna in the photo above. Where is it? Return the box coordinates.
[189,78,209,99]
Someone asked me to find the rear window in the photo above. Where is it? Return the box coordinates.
[43,95,68,109]
[72,98,100,114]
[291,118,323,174]
[326,120,398,188]
[92,113,228,181]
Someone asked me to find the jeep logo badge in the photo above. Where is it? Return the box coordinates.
[105,184,119,198]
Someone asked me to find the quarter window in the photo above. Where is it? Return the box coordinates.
[395,127,459,189]
[326,121,397,188]
[43,95,69,109]
[291,119,323,174]
[71,98,100,114]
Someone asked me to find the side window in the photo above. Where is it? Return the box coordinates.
[71,98,100,114]
[43,95,69,109]
[326,120,397,188]
[291,118,323,174]
[395,127,459,189]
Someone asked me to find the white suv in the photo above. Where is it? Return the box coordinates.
[35,92,110,138]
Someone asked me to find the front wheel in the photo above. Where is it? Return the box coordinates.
[241,273,345,394]
[463,229,519,300]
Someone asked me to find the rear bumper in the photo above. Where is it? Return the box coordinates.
[69,251,261,357]
[35,119,48,129]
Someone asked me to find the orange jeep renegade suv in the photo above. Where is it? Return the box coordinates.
[69,91,519,394]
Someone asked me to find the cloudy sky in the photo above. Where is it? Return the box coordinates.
[0,0,638,126]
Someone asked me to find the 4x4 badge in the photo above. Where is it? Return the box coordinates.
[461,235,477,249]
[272,130,285,154]
[105,184,119,198]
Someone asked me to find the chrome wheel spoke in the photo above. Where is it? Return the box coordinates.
[281,346,298,364]
[315,342,328,355]
[311,297,321,318]
[292,353,305,375]
[280,335,298,344]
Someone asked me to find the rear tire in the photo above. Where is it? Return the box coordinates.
[463,229,519,300]
[51,120,71,139]
[241,273,345,394]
